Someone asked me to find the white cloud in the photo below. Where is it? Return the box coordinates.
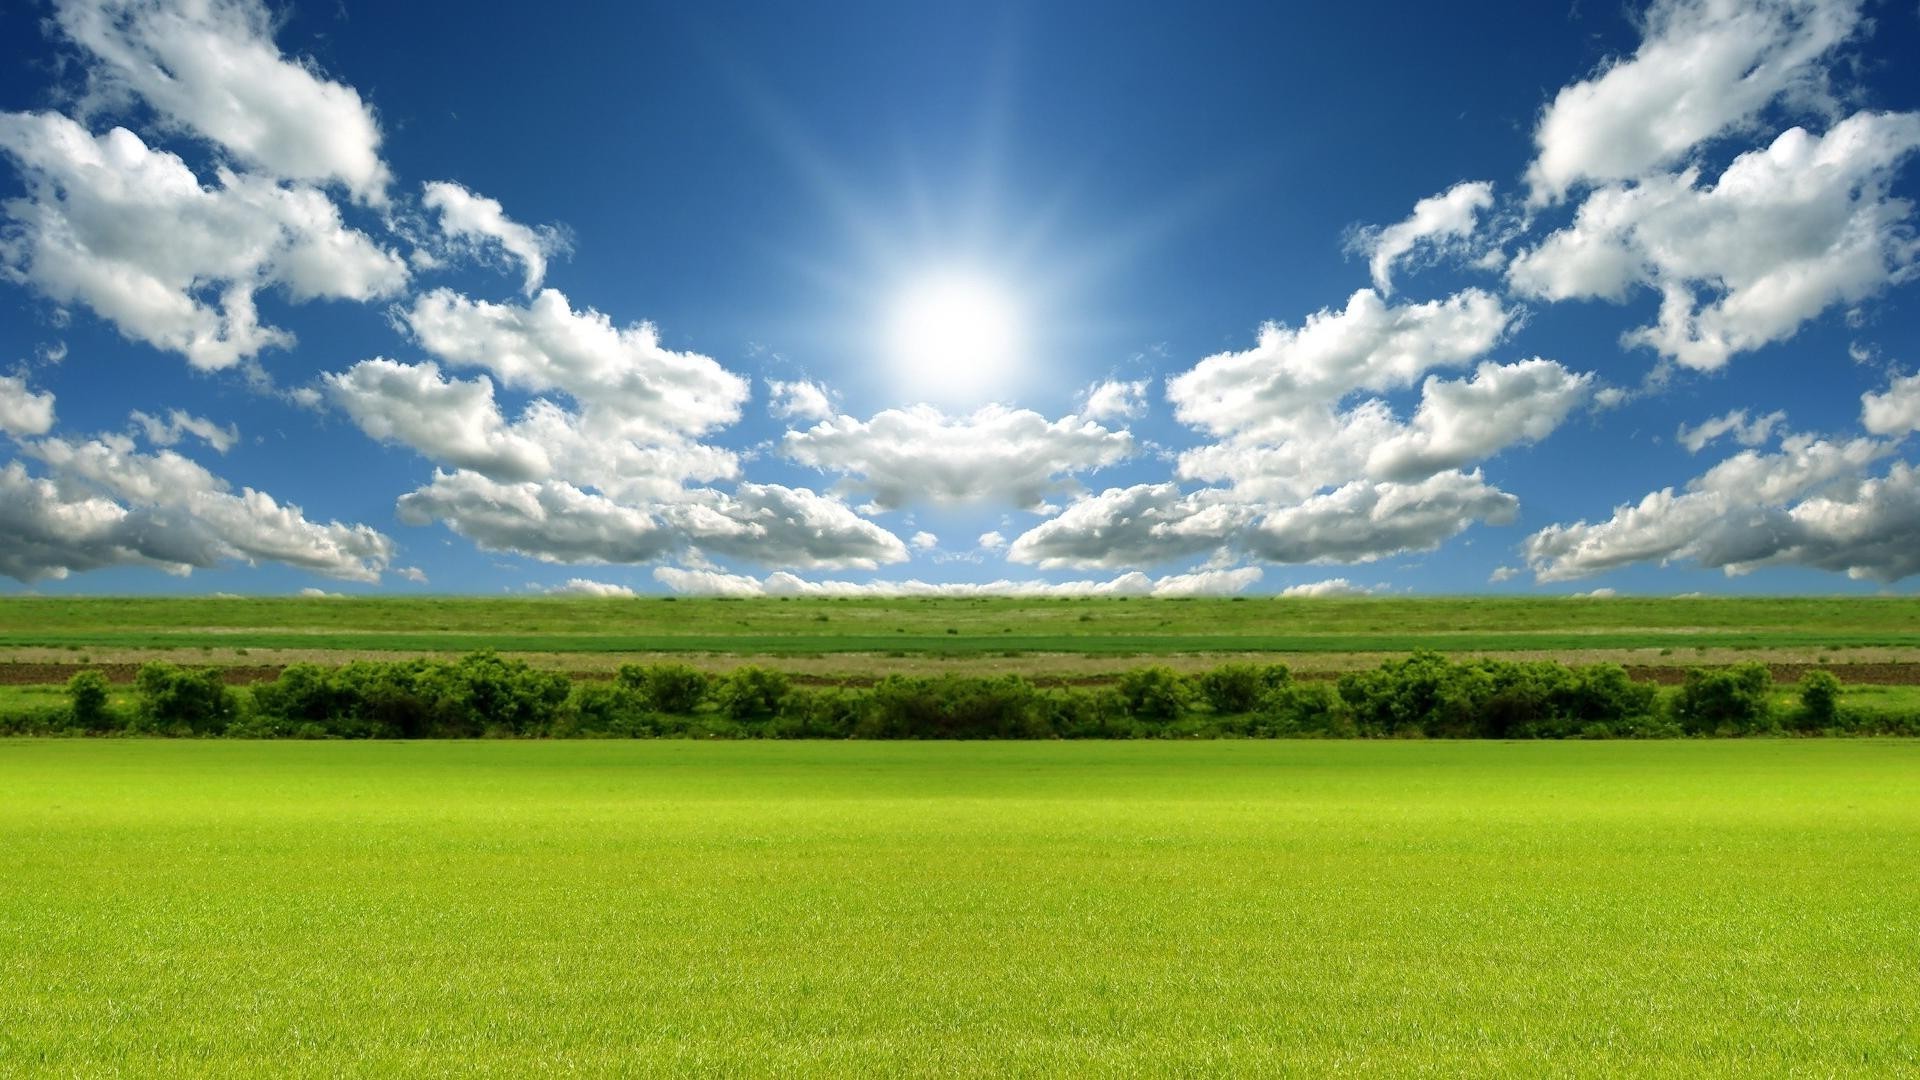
[910,531,938,551]
[1488,565,1520,583]
[1523,431,1920,582]
[0,424,393,584]
[0,112,407,369]
[766,379,835,421]
[398,566,428,584]
[547,578,635,598]
[651,565,1263,598]
[978,531,1007,551]
[1167,288,1513,441]
[1574,587,1619,598]
[394,470,908,571]
[1006,484,1240,570]
[130,409,239,453]
[324,359,551,481]
[1080,378,1150,421]
[1861,372,1920,436]
[1279,578,1379,598]
[404,288,748,442]
[1363,359,1593,482]
[421,180,564,293]
[1352,181,1495,293]
[1524,0,1864,203]
[52,0,391,201]
[1675,409,1787,453]
[780,403,1135,511]
[393,471,677,566]
[1016,288,1550,576]
[298,587,341,598]
[1238,471,1519,565]
[1510,111,1920,370]
[0,376,55,438]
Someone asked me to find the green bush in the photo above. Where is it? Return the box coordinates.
[134,663,240,735]
[1795,670,1842,731]
[1116,666,1191,724]
[716,666,792,722]
[1672,663,1774,735]
[66,670,115,732]
[557,681,655,738]
[862,675,1045,739]
[1256,681,1349,737]
[617,663,710,715]
[772,687,866,739]
[1196,663,1290,715]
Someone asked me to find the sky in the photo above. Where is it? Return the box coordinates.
[0,0,1918,599]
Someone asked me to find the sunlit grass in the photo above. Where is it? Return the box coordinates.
[2,595,1919,656]
[2,740,1916,1075]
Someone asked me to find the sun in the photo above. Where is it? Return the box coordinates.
[886,273,1023,405]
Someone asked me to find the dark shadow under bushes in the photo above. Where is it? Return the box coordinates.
[14,650,1920,739]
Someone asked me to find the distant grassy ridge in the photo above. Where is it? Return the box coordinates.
[3,595,1918,655]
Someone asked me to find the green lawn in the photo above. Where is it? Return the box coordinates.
[2,741,1916,1076]
[2,594,1919,655]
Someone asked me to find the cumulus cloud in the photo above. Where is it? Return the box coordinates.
[1238,471,1519,565]
[404,288,747,442]
[0,376,56,438]
[1363,360,1594,482]
[978,531,1007,551]
[1080,378,1150,421]
[766,379,835,421]
[0,425,393,584]
[1168,288,1514,441]
[780,403,1135,511]
[0,112,407,369]
[1861,372,1920,436]
[1523,430,1920,582]
[319,288,918,573]
[1279,578,1379,598]
[1015,289,1555,574]
[324,359,551,481]
[1675,409,1787,453]
[52,0,392,201]
[910,531,938,551]
[395,470,907,571]
[547,578,635,598]
[130,409,239,453]
[421,180,565,293]
[651,565,1263,598]
[1510,111,1920,369]
[1352,181,1495,293]
[1007,484,1241,570]
[1524,0,1863,203]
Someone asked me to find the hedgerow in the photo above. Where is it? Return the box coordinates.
[14,651,1920,739]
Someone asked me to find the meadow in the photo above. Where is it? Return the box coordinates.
[1,739,1915,1076]
[4,594,1920,658]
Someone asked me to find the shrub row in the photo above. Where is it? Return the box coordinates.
[9,652,1918,739]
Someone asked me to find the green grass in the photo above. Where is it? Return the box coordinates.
[3,595,1920,655]
[2,741,1916,1076]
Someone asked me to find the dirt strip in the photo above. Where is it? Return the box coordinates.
[8,659,1920,688]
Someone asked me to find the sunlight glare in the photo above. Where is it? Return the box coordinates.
[886,273,1022,403]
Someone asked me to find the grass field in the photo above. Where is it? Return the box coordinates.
[4,595,1920,657]
[3,740,1916,1075]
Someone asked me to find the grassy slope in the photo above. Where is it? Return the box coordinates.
[2,741,1916,1076]
[3,595,1920,655]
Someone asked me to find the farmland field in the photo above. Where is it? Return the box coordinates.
[4,596,1920,685]
[3,740,1917,1076]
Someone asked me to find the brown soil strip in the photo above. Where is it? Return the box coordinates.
[9,659,1920,688]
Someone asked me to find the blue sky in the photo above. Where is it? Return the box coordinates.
[1,0,1917,597]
